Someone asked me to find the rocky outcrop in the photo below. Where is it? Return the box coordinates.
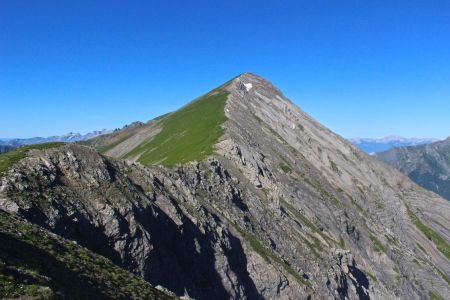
[1,73,449,299]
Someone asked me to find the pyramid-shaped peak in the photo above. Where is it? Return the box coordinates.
[232,72,284,95]
[229,72,287,100]
[236,72,269,83]
[237,72,262,79]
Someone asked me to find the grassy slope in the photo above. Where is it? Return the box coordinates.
[407,205,450,260]
[124,90,229,166]
[0,142,64,176]
[0,211,172,299]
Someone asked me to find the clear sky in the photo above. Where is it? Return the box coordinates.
[1,1,449,139]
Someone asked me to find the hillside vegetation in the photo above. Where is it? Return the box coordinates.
[124,90,229,166]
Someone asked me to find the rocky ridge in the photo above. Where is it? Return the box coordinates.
[0,73,449,299]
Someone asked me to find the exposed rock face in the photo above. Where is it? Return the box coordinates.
[376,137,450,201]
[1,73,449,299]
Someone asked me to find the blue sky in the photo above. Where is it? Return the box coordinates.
[1,1,449,139]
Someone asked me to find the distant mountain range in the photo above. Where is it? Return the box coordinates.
[376,137,450,201]
[0,144,16,154]
[0,129,111,147]
[349,136,440,154]
[3,133,438,155]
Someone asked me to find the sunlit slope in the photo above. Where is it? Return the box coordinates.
[123,90,229,166]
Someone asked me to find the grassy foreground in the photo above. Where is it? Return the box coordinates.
[124,90,229,166]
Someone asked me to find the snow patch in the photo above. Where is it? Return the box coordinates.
[243,83,253,91]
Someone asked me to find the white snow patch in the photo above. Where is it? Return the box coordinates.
[243,83,253,91]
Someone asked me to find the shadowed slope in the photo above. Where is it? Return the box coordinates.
[0,211,173,299]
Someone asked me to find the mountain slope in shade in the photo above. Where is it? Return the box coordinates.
[0,73,449,299]
[349,136,439,154]
[376,137,450,201]
[0,211,173,299]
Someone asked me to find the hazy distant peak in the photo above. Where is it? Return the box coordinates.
[0,129,111,146]
[349,136,440,153]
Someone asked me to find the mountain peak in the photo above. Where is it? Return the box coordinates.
[233,72,281,92]
[236,71,260,79]
[3,74,450,299]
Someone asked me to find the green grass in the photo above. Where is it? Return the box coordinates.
[429,290,444,300]
[407,205,450,260]
[0,142,64,176]
[280,198,335,248]
[279,161,292,173]
[433,265,450,285]
[369,234,386,253]
[124,90,229,166]
[385,234,398,247]
[233,224,311,288]
[299,174,343,208]
[0,211,172,299]
[234,225,270,263]
[365,270,377,283]
[298,235,321,259]
[328,157,340,174]
[280,199,317,233]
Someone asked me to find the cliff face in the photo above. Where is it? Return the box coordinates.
[1,73,449,300]
[376,137,450,201]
